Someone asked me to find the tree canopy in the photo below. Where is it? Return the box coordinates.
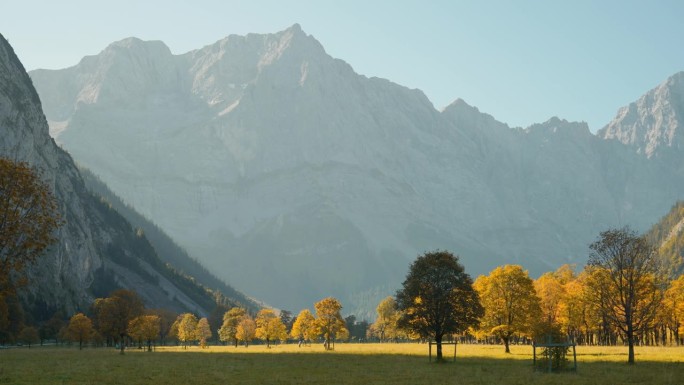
[219,307,246,347]
[370,296,402,341]
[396,250,483,361]
[586,227,664,364]
[67,313,94,350]
[255,309,287,348]
[0,158,61,294]
[91,289,144,354]
[128,315,160,351]
[474,264,540,353]
[236,315,256,347]
[314,297,347,350]
[290,309,317,345]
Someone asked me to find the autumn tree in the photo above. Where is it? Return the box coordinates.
[586,227,664,364]
[396,251,483,361]
[559,272,594,344]
[196,317,212,348]
[17,326,39,348]
[219,307,246,347]
[92,289,144,354]
[236,315,256,347]
[663,275,684,345]
[0,158,61,296]
[475,264,541,353]
[67,313,94,350]
[290,309,317,346]
[147,309,176,346]
[255,309,287,348]
[175,313,198,349]
[370,296,401,342]
[128,315,160,351]
[39,311,65,345]
[0,159,61,341]
[314,297,348,351]
[535,271,566,325]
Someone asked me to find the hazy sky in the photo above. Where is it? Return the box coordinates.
[2,0,683,131]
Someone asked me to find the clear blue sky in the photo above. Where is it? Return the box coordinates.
[2,0,683,131]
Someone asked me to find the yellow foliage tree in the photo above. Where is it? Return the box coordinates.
[255,309,287,348]
[196,317,212,348]
[663,275,684,344]
[219,307,247,347]
[175,313,198,349]
[128,315,160,351]
[314,297,347,350]
[67,313,94,350]
[290,309,317,346]
[370,296,401,341]
[474,264,541,353]
[236,315,256,347]
[535,272,566,325]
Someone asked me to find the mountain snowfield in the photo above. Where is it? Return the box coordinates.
[30,24,684,317]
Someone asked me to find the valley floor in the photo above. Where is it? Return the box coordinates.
[1,343,682,384]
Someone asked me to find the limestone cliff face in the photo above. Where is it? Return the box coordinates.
[0,33,229,317]
[600,72,684,159]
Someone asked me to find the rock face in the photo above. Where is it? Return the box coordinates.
[0,33,245,317]
[600,72,684,159]
[29,25,684,318]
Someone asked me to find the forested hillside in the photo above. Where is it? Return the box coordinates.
[646,201,684,277]
[80,167,258,312]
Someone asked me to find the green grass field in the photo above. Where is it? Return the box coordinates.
[1,343,682,384]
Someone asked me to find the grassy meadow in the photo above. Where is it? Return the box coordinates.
[1,343,682,384]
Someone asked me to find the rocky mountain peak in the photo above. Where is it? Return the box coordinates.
[600,71,684,158]
[525,117,591,138]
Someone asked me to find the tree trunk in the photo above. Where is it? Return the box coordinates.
[504,336,510,353]
[435,334,443,361]
[627,322,635,364]
[120,334,126,355]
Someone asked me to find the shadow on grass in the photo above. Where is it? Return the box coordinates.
[1,348,683,385]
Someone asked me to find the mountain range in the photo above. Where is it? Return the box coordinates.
[0,32,255,321]
[28,24,684,318]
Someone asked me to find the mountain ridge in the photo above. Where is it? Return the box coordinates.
[28,25,684,318]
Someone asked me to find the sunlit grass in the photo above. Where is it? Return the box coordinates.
[1,343,682,384]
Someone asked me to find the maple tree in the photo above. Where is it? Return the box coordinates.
[219,307,247,347]
[475,264,540,353]
[67,313,94,350]
[314,297,347,350]
[396,251,483,361]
